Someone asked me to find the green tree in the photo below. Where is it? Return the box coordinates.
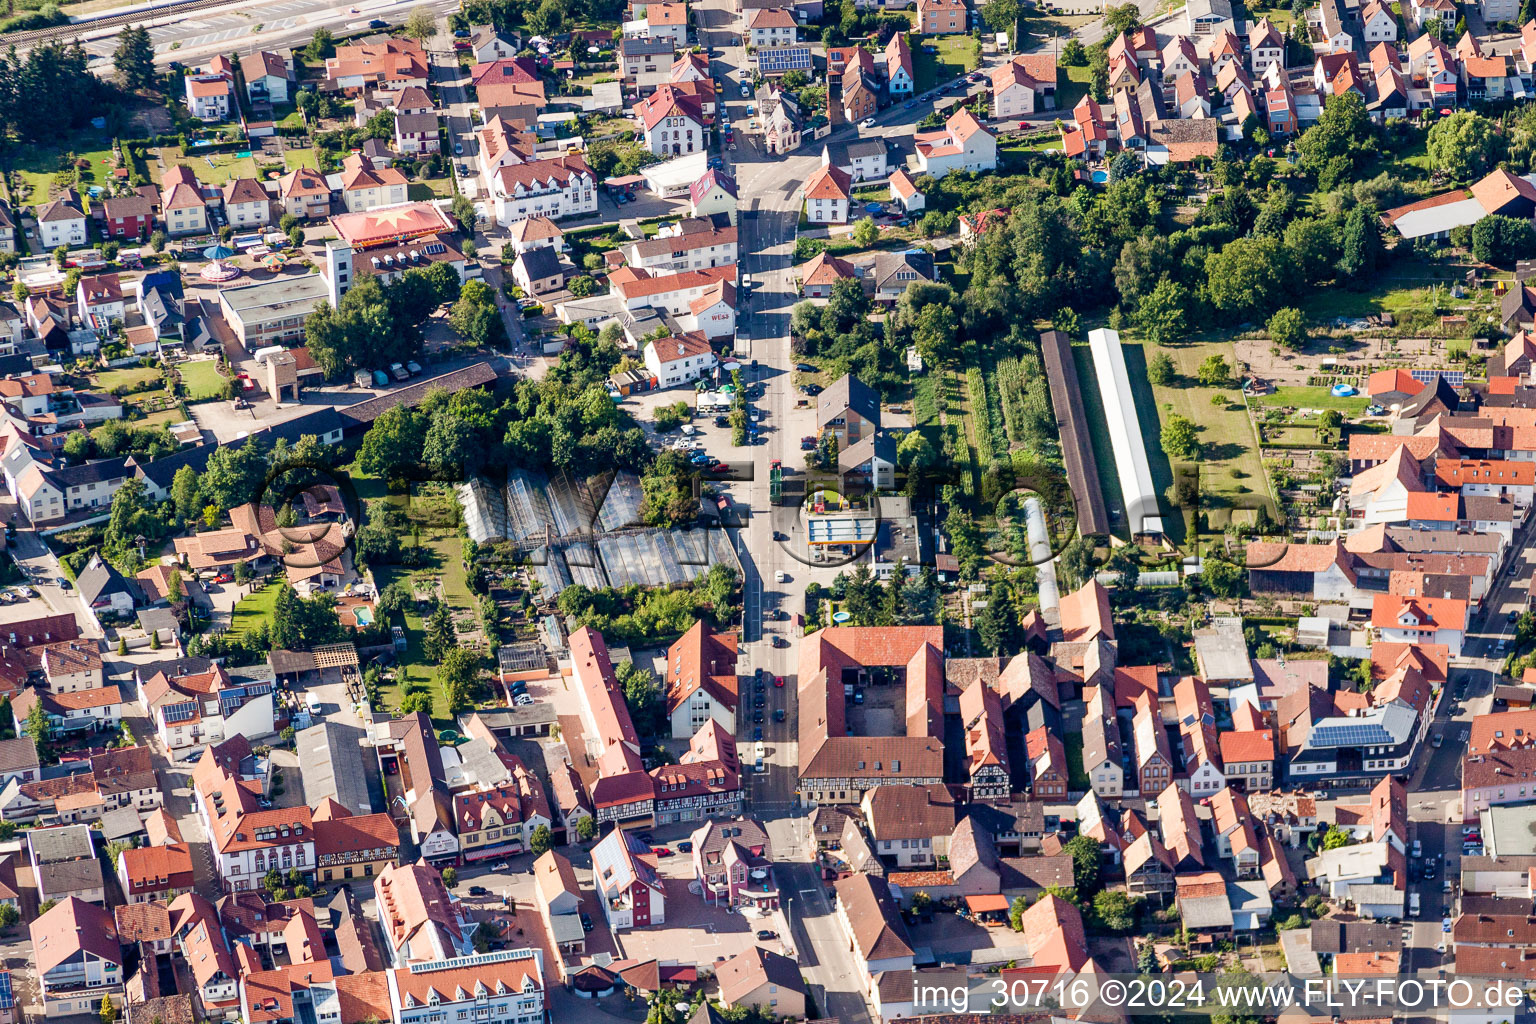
[99,994,116,1024]
[1196,353,1231,385]
[1472,214,1536,265]
[1102,2,1142,34]
[1201,554,1245,598]
[851,216,880,247]
[403,5,437,40]
[1146,350,1175,386]
[1427,111,1501,180]
[1267,306,1307,349]
[170,464,200,521]
[399,690,434,715]
[1283,216,1341,284]
[113,25,156,92]
[304,27,336,61]
[1008,894,1029,931]
[1063,835,1102,895]
[441,866,458,888]
[1339,203,1384,280]
[1134,279,1194,347]
[1161,414,1200,460]
[1061,38,1087,65]
[1205,235,1291,317]
[0,903,18,928]
[22,699,50,745]
[439,647,482,714]
[982,0,1020,30]
[576,815,597,841]
[423,602,456,662]
[529,824,552,855]
[166,568,184,605]
[1322,824,1352,850]
[1294,90,1372,174]
[1092,889,1137,932]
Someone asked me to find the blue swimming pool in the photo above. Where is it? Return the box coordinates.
[1091,170,1109,184]
[354,607,374,626]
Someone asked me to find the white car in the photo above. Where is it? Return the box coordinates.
[774,570,789,583]
[860,116,876,128]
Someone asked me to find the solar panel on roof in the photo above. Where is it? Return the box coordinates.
[0,969,15,1009]
[162,702,197,724]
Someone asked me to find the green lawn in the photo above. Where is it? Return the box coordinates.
[122,386,171,409]
[1056,63,1093,114]
[7,134,116,206]
[229,583,281,635]
[1140,336,1277,544]
[913,34,979,92]
[178,360,227,401]
[1251,385,1371,414]
[93,367,160,392]
[349,469,475,725]
[283,149,319,171]
[157,148,259,186]
[91,407,184,442]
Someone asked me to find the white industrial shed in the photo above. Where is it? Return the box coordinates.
[1086,327,1165,537]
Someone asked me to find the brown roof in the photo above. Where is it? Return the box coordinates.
[115,900,174,944]
[863,784,956,841]
[716,946,803,1005]
[834,874,912,961]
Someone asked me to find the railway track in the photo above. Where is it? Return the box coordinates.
[1,0,237,46]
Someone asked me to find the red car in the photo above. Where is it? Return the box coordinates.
[774,676,785,687]
[214,573,233,584]
[651,846,673,857]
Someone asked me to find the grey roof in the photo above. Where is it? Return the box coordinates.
[1193,618,1253,682]
[837,431,896,472]
[137,608,180,635]
[620,36,674,55]
[455,736,514,789]
[817,374,880,428]
[0,737,39,776]
[36,857,104,898]
[50,457,131,490]
[1309,919,1400,955]
[28,823,96,864]
[140,285,185,337]
[296,721,373,816]
[1348,884,1405,908]
[394,112,441,135]
[462,703,558,732]
[872,248,940,290]
[76,553,138,607]
[99,806,147,841]
[516,245,562,281]
[1178,893,1235,930]
[1187,0,1233,20]
[338,362,499,428]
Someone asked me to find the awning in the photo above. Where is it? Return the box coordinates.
[462,843,521,862]
[965,894,1010,913]
[1433,82,1457,93]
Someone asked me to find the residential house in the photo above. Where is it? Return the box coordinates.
[665,621,738,739]
[241,51,292,105]
[339,155,408,213]
[487,155,598,225]
[36,192,88,250]
[871,248,935,303]
[159,167,209,238]
[913,108,997,178]
[101,192,155,241]
[887,34,914,95]
[860,785,956,868]
[277,167,332,220]
[643,332,718,389]
[802,164,851,224]
[373,859,471,965]
[715,947,804,1018]
[833,874,913,997]
[635,85,708,157]
[221,178,272,229]
[185,74,231,120]
[32,898,121,1017]
[511,247,564,297]
[689,817,777,909]
[917,0,968,33]
[991,52,1059,117]
[746,7,798,47]
[591,827,665,930]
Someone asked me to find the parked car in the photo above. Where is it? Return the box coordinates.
[651,846,673,857]
[752,726,763,741]
[774,675,785,686]
[860,116,876,128]
[756,930,777,940]
[369,18,388,27]
[493,861,511,871]
[580,913,594,932]
[677,841,693,853]
[774,708,786,721]
[468,885,489,896]
[57,577,71,590]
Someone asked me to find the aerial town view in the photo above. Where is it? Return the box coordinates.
[2,0,1536,1018]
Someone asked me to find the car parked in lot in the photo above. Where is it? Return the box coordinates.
[468,885,489,896]
[651,846,673,857]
